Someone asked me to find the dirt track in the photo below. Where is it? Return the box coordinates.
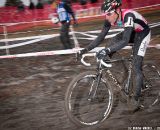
[0,9,160,130]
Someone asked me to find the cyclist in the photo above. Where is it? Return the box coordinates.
[78,0,151,110]
[57,0,77,49]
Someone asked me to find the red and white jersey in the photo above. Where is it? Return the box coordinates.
[121,9,149,32]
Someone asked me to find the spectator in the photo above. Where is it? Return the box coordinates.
[29,0,35,10]
[56,0,78,49]
[51,0,57,9]
[36,0,44,9]
[90,0,98,3]
[79,0,87,5]
[17,1,25,12]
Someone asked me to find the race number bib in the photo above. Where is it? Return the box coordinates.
[124,17,134,27]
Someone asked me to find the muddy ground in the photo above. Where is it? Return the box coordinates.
[0,9,160,130]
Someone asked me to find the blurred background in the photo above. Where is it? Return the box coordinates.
[0,0,159,130]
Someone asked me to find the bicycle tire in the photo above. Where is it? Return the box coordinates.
[65,71,114,126]
[141,63,160,108]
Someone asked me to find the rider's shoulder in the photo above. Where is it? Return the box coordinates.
[122,9,135,13]
[122,9,136,19]
[122,9,141,17]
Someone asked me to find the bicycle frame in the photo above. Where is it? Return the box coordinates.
[82,53,134,96]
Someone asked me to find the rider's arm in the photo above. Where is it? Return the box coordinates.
[107,13,135,53]
[86,20,111,51]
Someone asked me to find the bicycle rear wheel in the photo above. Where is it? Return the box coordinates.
[142,63,160,108]
[65,71,114,126]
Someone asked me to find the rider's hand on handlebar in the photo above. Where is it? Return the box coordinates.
[108,51,116,58]
[76,48,88,61]
[96,48,110,60]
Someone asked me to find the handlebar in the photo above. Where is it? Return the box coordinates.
[81,53,112,68]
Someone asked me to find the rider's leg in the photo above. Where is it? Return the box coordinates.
[132,54,143,101]
[133,30,151,101]
[60,22,72,49]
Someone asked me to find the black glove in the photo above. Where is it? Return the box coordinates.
[76,48,88,61]
[108,51,116,58]
[96,48,110,60]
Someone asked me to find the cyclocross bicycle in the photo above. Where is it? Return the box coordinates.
[65,52,160,126]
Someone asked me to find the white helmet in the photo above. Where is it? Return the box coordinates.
[51,17,59,24]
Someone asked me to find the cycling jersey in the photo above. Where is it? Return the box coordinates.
[57,2,70,22]
[121,9,149,32]
[57,2,76,23]
[86,9,150,57]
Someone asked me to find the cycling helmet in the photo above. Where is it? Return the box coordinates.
[101,0,122,13]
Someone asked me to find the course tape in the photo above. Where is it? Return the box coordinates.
[0,34,59,42]
[0,44,159,59]
[0,34,59,49]
[0,31,120,49]
[0,22,160,50]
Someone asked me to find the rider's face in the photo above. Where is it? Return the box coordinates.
[105,11,118,25]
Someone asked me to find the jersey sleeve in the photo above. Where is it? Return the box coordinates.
[86,20,111,51]
[107,13,135,52]
[124,13,135,28]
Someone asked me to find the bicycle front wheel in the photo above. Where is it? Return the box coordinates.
[142,63,160,108]
[65,71,114,126]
